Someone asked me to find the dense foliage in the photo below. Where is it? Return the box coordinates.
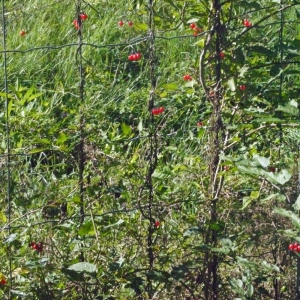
[1,0,300,299]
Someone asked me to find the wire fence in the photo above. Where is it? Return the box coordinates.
[1,0,300,299]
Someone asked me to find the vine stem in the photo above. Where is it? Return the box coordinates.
[145,0,158,297]
[1,0,13,298]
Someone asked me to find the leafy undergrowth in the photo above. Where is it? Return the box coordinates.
[0,0,300,299]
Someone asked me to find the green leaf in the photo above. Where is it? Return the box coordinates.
[248,45,274,58]
[294,194,300,210]
[78,221,94,236]
[29,148,48,154]
[237,165,262,177]
[195,39,205,48]
[260,193,284,203]
[71,195,81,204]
[152,170,169,179]
[247,284,254,297]
[187,18,199,24]
[211,247,230,254]
[250,190,259,199]
[261,261,280,272]
[276,104,298,116]
[0,211,7,222]
[68,262,97,274]
[135,23,148,31]
[121,123,132,136]
[103,219,124,229]
[239,65,249,77]
[57,132,67,144]
[0,92,13,98]
[266,169,291,185]
[252,117,283,123]
[274,208,300,230]
[242,197,253,209]
[4,233,17,243]
[227,77,236,91]
[159,91,168,98]
[61,267,85,281]
[138,118,143,131]
[183,227,202,237]
[164,83,178,91]
[253,155,270,168]
[290,99,298,108]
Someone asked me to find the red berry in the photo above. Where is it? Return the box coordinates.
[193,32,198,37]
[36,243,43,253]
[20,30,26,36]
[154,221,160,227]
[118,20,124,26]
[244,19,252,27]
[194,26,202,32]
[268,167,276,173]
[0,279,6,285]
[293,243,299,251]
[128,21,133,26]
[224,166,229,171]
[128,54,135,61]
[73,20,80,30]
[158,107,164,113]
[80,13,88,21]
[219,52,225,59]
[152,107,164,115]
[296,245,300,253]
[183,74,192,81]
[197,122,203,127]
[135,52,142,60]
[189,23,196,29]
[243,19,249,26]
[239,85,246,91]
[289,244,294,251]
[132,53,138,61]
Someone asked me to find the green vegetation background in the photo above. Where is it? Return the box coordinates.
[1,0,300,299]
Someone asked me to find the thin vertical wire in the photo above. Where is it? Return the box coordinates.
[76,0,85,262]
[278,1,284,159]
[1,0,12,298]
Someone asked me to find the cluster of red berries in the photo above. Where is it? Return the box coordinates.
[118,20,133,27]
[183,74,192,81]
[73,13,88,30]
[239,85,246,91]
[152,107,164,115]
[243,19,252,27]
[154,221,160,228]
[189,23,202,36]
[0,279,6,285]
[29,242,43,253]
[128,52,142,61]
[289,243,300,252]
